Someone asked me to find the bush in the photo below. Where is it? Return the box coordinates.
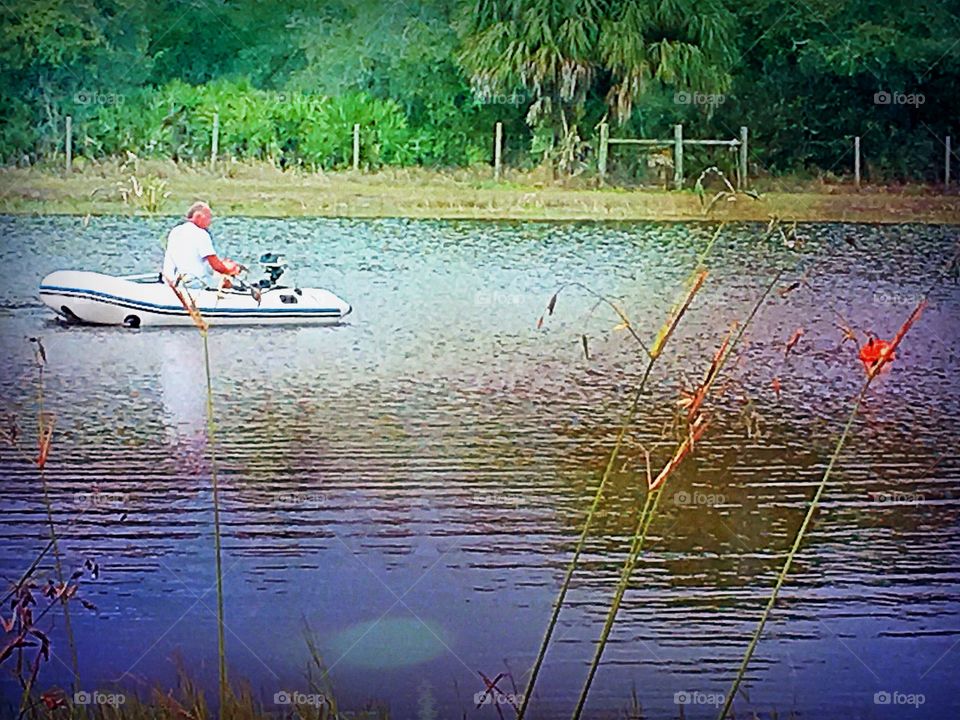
[75,80,415,169]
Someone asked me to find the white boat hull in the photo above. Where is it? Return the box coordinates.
[39,271,351,327]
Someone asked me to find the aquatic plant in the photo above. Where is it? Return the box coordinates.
[718,243,960,717]
[520,212,829,718]
[1,559,99,719]
[29,337,80,705]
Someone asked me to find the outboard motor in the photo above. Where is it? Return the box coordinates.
[256,253,288,289]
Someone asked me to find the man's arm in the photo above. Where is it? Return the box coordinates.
[205,254,241,275]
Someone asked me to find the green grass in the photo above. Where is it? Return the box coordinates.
[1,159,958,223]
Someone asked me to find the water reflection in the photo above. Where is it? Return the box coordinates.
[158,332,208,447]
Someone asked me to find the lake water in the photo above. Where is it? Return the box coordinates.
[0,215,958,719]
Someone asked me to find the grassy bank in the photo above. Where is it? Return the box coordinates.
[1,161,958,223]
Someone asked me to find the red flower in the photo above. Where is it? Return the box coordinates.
[859,337,894,373]
[858,300,928,378]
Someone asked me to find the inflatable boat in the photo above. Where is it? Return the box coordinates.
[39,254,352,328]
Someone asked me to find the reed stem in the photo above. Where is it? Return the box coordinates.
[718,284,935,719]
[21,361,81,717]
[202,330,228,715]
[717,382,869,720]
[517,360,655,719]
[1,541,53,608]
[571,486,663,719]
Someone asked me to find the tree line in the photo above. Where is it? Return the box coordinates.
[1,0,957,181]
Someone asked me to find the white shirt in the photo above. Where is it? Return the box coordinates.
[162,221,216,284]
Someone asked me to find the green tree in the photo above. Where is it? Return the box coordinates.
[289,0,512,166]
[0,0,152,159]
[459,0,736,168]
[137,0,313,87]
[713,0,960,180]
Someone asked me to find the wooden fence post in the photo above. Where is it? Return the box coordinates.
[353,123,360,171]
[945,136,952,186]
[494,121,503,181]
[65,115,72,173]
[673,123,683,190]
[210,112,219,171]
[854,136,861,189]
[598,122,609,184]
[739,126,749,190]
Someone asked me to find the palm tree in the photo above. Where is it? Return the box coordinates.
[459,0,735,169]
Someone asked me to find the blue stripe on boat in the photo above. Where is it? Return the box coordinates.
[40,284,343,316]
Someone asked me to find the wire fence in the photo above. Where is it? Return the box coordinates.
[56,112,957,190]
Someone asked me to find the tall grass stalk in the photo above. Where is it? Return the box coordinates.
[571,268,785,719]
[20,347,81,717]
[26,490,81,715]
[569,485,664,720]
[517,225,725,719]
[166,277,229,714]
[1,542,53,608]
[201,329,228,714]
[718,293,932,720]
[516,365,655,719]
[716,384,867,719]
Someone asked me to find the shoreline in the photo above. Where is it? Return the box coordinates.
[1,165,958,224]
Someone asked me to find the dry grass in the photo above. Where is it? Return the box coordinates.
[1,160,958,222]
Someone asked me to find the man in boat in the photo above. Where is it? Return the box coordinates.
[162,202,242,287]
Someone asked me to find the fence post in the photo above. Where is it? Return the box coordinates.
[854,136,861,189]
[65,115,72,173]
[210,112,219,171]
[598,122,609,184]
[494,121,503,181]
[353,123,360,171]
[945,136,952,186]
[673,123,683,190]
[739,126,749,190]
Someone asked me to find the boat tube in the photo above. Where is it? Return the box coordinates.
[39,254,351,328]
